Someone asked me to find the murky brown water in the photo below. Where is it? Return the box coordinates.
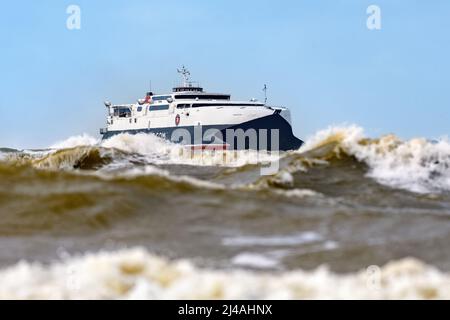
[1,127,450,274]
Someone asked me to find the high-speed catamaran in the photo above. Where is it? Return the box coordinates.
[100,67,303,151]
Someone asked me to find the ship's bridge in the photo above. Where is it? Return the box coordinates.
[172,86,203,93]
[171,65,231,100]
[173,91,231,101]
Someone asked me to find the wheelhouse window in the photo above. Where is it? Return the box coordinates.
[174,94,230,100]
[173,87,203,92]
[151,95,171,102]
[177,104,191,109]
[113,107,132,118]
[149,104,169,111]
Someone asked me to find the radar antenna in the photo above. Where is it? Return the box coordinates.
[263,84,268,104]
[177,65,191,87]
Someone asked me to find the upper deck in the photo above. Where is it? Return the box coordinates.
[107,65,270,114]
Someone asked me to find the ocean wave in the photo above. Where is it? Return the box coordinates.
[0,147,20,153]
[33,147,117,170]
[0,247,448,299]
[50,134,99,149]
[47,133,282,168]
[222,231,322,247]
[100,133,178,164]
[0,170,231,238]
[5,126,450,194]
[110,165,226,190]
[298,125,450,194]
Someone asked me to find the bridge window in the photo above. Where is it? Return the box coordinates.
[149,104,169,111]
[175,94,230,100]
[177,104,191,109]
[151,95,171,102]
[113,107,131,118]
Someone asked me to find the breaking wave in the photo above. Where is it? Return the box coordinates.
[0,247,448,299]
[298,126,450,194]
[45,132,280,169]
[50,134,99,149]
[2,126,450,298]
[3,126,450,194]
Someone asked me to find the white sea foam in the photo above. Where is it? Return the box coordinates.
[50,134,99,149]
[0,247,448,299]
[222,232,322,247]
[112,165,226,190]
[22,149,54,158]
[100,133,178,163]
[101,133,279,167]
[50,133,280,168]
[303,125,450,194]
[267,171,295,188]
[231,253,280,269]
[272,188,323,198]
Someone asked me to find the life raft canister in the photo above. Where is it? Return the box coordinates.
[175,114,181,126]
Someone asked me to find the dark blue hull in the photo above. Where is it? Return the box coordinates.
[102,113,303,151]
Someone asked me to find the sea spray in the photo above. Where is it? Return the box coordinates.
[0,247,448,299]
[300,125,450,193]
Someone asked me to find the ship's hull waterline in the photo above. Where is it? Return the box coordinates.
[102,113,304,151]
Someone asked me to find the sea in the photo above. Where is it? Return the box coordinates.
[0,125,449,299]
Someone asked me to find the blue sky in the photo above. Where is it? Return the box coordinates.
[0,0,449,148]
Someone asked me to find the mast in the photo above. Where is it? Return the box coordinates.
[177,65,191,87]
[173,66,203,92]
[263,84,267,104]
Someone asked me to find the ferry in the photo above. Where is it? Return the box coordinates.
[100,67,303,151]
